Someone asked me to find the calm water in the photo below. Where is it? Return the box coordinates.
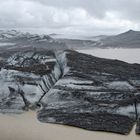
[78,48,140,64]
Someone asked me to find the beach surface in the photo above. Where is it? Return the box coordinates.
[0,111,139,140]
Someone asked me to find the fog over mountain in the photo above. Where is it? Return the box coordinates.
[0,0,140,36]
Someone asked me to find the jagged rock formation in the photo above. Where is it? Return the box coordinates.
[37,50,140,135]
[0,49,140,135]
[0,50,61,113]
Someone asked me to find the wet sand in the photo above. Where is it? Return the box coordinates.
[0,111,139,140]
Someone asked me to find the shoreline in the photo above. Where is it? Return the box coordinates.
[77,48,140,64]
[0,111,139,140]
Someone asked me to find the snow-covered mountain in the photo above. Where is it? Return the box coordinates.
[0,30,53,42]
[0,30,67,52]
[0,30,21,39]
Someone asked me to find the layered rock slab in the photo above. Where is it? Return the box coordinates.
[0,49,140,134]
[38,50,140,135]
[0,51,61,113]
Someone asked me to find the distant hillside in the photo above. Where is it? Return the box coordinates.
[1,29,140,50]
[49,30,140,49]
[100,30,140,48]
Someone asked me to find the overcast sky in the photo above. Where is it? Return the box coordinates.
[0,0,140,36]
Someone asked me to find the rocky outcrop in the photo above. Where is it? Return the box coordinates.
[0,49,140,134]
[0,51,61,113]
[37,50,140,135]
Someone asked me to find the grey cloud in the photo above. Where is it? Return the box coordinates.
[27,0,140,21]
[0,0,140,35]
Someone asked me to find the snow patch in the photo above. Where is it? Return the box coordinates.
[107,81,134,90]
[116,105,135,117]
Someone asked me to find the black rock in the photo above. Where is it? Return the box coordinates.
[0,51,61,113]
[0,49,140,135]
[38,50,140,135]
